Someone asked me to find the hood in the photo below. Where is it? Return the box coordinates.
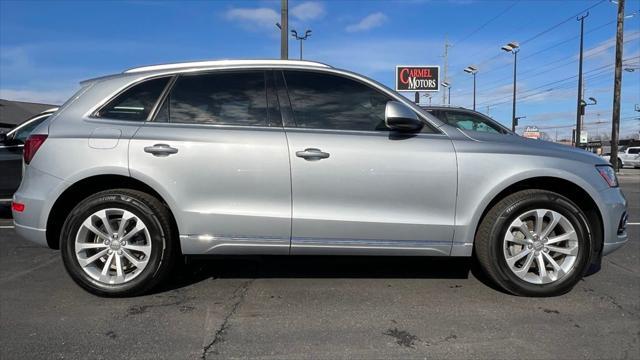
[452,127,608,166]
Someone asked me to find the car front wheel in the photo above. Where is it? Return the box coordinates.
[475,189,592,297]
[60,189,176,297]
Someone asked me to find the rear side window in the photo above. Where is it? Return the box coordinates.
[97,77,170,121]
[628,148,640,154]
[283,71,392,131]
[161,71,268,126]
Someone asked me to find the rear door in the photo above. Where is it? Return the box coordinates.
[278,70,457,255]
[129,70,291,255]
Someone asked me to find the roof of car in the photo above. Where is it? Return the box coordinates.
[123,59,332,74]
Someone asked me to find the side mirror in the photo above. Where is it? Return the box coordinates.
[385,101,423,132]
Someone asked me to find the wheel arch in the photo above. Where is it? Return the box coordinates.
[473,176,604,258]
[46,174,179,250]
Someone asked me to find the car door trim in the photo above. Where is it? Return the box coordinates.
[290,237,451,256]
[179,234,290,255]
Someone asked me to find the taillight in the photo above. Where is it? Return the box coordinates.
[11,202,25,212]
[23,134,47,165]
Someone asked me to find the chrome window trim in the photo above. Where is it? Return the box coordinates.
[282,126,448,138]
[82,65,446,133]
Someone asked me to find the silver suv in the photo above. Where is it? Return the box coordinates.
[12,60,628,297]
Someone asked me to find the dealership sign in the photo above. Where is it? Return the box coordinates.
[522,126,541,139]
[396,66,440,92]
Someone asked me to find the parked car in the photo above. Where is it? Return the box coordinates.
[602,147,640,168]
[0,108,57,202]
[421,106,511,134]
[12,60,627,297]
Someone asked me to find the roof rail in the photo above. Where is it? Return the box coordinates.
[124,59,332,74]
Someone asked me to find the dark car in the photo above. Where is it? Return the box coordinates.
[0,108,57,201]
[421,106,511,134]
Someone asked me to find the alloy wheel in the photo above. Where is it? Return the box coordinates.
[503,209,579,285]
[74,208,152,285]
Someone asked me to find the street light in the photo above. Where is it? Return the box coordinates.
[463,65,478,110]
[501,41,519,132]
[441,81,451,105]
[624,66,640,72]
[291,29,312,60]
[422,93,433,106]
[575,12,589,147]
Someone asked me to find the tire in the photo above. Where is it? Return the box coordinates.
[475,189,592,297]
[60,189,177,297]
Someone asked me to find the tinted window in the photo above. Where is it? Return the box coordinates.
[442,111,503,134]
[165,71,267,126]
[13,116,48,143]
[628,148,640,154]
[98,77,169,121]
[284,71,392,131]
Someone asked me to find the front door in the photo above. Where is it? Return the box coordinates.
[278,70,457,255]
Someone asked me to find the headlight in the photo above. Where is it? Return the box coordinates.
[596,165,618,187]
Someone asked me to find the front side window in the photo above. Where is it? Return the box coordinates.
[442,111,504,134]
[283,71,392,131]
[97,77,170,121]
[162,71,268,126]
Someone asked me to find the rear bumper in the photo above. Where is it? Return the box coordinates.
[14,222,47,247]
[12,166,67,248]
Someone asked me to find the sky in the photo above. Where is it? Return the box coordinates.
[1,0,639,140]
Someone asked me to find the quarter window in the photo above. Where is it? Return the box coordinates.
[163,71,268,126]
[283,71,392,131]
[97,77,170,121]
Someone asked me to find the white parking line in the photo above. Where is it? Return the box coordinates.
[628,223,640,226]
[0,225,15,229]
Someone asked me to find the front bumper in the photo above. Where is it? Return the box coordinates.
[598,186,628,256]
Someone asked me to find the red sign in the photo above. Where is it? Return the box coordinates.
[396,65,440,92]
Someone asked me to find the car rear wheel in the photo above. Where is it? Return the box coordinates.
[475,189,592,296]
[60,189,176,297]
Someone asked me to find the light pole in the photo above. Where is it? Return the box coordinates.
[501,41,520,132]
[464,65,478,110]
[291,29,311,60]
[441,82,451,105]
[575,12,589,147]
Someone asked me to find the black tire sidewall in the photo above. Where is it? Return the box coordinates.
[61,192,168,296]
[489,193,592,296]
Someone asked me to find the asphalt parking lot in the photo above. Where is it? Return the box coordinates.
[1,169,638,359]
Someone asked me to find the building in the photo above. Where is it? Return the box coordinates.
[0,99,58,131]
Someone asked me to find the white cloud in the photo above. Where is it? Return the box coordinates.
[0,88,73,105]
[225,7,280,30]
[345,12,388,33]
[290,1,325,21]
[225,2,325,30]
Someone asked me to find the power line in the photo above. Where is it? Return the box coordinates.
[450,0,608,80]
[454,1,520,46]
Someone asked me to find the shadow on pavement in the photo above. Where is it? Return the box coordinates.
[152,255,504,294]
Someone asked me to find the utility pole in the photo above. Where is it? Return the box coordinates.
[611,0,625,172]
[441,36,452,105]
[280,0,288,60]
[575,12,589,147]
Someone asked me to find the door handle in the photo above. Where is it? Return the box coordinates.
[296,148,330,160]
[144,144,178,157]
